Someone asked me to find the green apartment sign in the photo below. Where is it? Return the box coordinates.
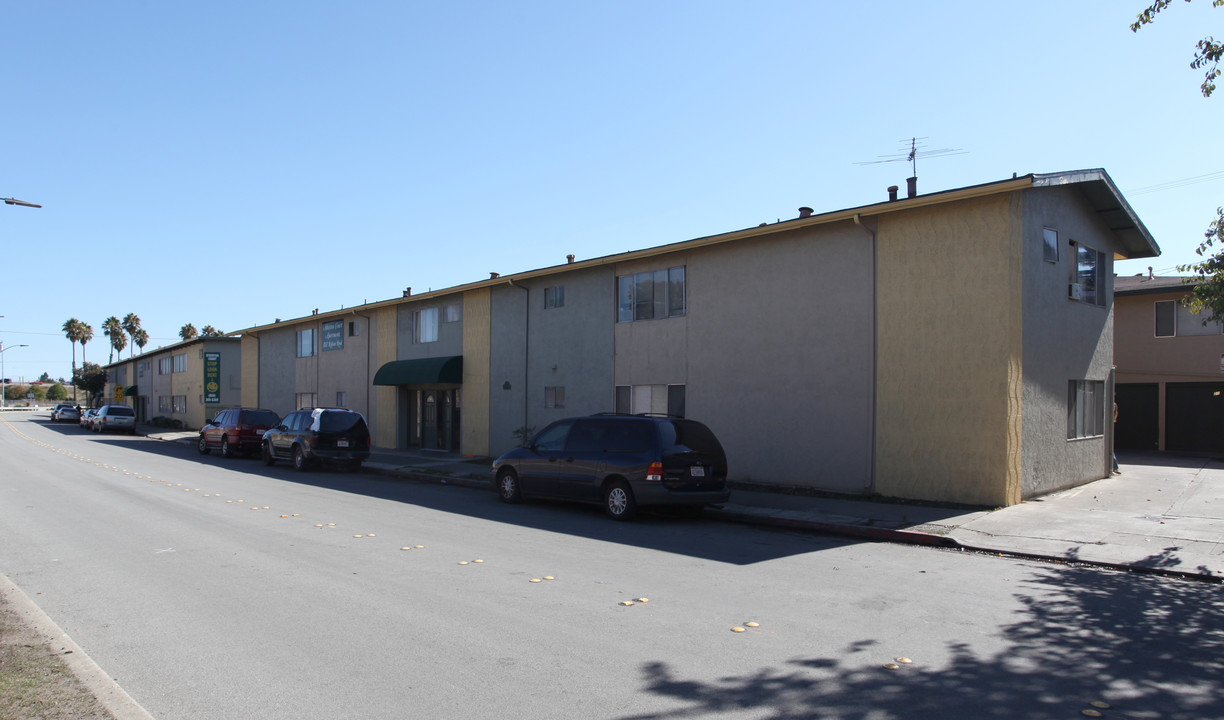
[322,320,344,351]
[203,352,221,404]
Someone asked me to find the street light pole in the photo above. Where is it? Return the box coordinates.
[3,197,42,208]
[0,342,30,409]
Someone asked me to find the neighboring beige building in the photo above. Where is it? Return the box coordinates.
[104,337,242,429]
[234,169,1159,507]
[1114,275,1224,452]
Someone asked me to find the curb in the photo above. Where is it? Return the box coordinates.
[0,573,156,720]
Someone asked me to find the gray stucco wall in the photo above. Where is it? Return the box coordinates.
[257,327,297,417]
[1021,186,1117,496]
[486,268,616,457]
[615,222,876,492]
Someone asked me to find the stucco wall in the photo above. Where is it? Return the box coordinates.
[875,195,1021,506]
[373,307,397,448]
[462,288,492,456]
[489,284,528,456]
[1020,186,1117,497]
[615,223,876,492]
[241,335,259,408]
[257,327,297,417]
[1115,288,1224,383]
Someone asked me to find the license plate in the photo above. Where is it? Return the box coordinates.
[690,466,705,477]
[337,439,349,448]
[256,429,265,436]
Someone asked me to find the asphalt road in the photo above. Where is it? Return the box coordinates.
[2,413,1221,720]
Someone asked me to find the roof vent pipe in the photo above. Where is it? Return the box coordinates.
[490,272,500,279]
[566,254,575,264]
[798,207,813,219]
[403,287,411,297]
[887,186,899,202]
[907,177,917,198]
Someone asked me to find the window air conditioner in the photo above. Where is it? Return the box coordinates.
[1068,283,1083,300]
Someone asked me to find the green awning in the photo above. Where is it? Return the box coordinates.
[124,385,138,396]
[373,356,463,386]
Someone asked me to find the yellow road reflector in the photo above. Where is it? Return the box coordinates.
[543,576,555,581]
[744,621,758,627]
[458,561,469,565]
[263,506,270,509]
[292,514,300,517]
[367,534,375,537]
[414,545,423,548]
[731,626,745,632]
[883,663,899,670]
[280,515,289,518]
[1089,702,1110,710]
[401,547,411,550]
[1081,711,1103,718]
[315,524,324,527]
[353,535,363,538]
[530,578,542,583]
[637,598,649,603]
[473,559,483,563]
[226,500,233,503]
[328,523,336,526]
[896,657,912,664]
[620,601,635,606]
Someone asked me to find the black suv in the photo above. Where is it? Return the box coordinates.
[198,407,280,458]
[261,408,370,471]
[491,413,730,520]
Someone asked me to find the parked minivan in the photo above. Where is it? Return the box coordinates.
[92,404,137,434]
[491,413,730,520]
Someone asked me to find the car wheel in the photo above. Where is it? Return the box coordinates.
[603,479,637,521]
[497,469,522,504]
[261,442,275,466]
[292,446,309,472]
[221,436,234,459]
[345,460,363,472]
[197,435,210,455]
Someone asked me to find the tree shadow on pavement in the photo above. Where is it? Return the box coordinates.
[621,555,1224,719]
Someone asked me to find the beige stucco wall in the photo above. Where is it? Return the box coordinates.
[462,288,492,456]
[373,306,398,448]
[875,194,1022,506]
[1116,289,1224,383]
[241,335,259,408]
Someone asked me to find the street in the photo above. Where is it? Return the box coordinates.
[1,413,1221,720]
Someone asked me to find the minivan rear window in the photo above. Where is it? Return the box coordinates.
[658,420,723,457]
[106,406,135,416]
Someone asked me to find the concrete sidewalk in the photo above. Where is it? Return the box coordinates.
[145,426,1224,581]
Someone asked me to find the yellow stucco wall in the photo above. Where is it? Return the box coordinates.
[874,193,1023,506]
[462,288,492,456]
[374,307,398,448]
[241,335,259,408]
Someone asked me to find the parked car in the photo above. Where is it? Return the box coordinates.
[199,407,280,458]
[79,408,98,429]
[92,404,137,434]
[261,408,370,471]
[52,404,80,423]
[491,413,731,520]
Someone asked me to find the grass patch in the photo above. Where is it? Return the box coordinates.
[0,593,115,720]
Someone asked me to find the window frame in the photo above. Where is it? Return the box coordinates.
[413,308,439,343]
[617,266,686,322]
[297,328,316,358]
[1067,380,1105,440]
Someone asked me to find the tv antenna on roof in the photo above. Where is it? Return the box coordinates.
[855,137,967,177]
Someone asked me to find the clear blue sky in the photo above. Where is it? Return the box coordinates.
[3,1,1221,384]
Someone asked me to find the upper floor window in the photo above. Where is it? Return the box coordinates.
[618,266,685,322]
[348,320,360,337]
[297,328,316,357]
[545,286,565,309]
[413,308,439,343]
[443,303,462,323]
[1070,242,1106,307]
[1155,300,1176,337]
[1042,228,1059,263]
[159,357,172,375]
[173,353,186,373]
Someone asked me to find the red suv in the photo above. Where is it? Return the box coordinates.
[198,407,280,458]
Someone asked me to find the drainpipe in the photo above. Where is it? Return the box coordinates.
[853,213,878,492]
[353,310,373,432]
[507,279,530,436]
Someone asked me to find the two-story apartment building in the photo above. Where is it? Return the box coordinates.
[103,337,242,428]
[235,169,1158,507]
[1114,275,1224,453]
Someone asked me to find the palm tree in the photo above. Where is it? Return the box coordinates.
[180,323,198,341]
[79,323,93,367]
[121,313,142,359]
[200,325,222,337]
[133,328,149,354]
[62,318,85,402]
[102,316,122,364]
[110,331,128,360]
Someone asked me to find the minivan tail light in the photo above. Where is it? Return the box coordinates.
[646,462,663,482]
